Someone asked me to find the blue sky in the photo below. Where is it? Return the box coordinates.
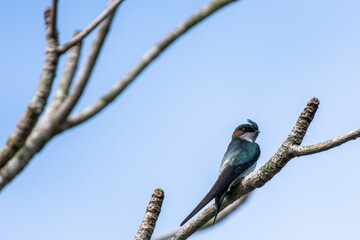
[1,0,360,239]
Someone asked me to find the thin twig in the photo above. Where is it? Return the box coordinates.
[292,127,360,156]
[0,7,59,169]
[57,0,125,54]
[135,188,165,240]
[46,31,82,114]
[60,0,239,131]
[50,0,58,39]
[54,0,119,123]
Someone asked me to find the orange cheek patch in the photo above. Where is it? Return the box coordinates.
[234,130,244,136]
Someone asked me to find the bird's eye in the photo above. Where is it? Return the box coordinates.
[243,127,254,132]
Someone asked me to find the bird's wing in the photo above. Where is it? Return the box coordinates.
[221,142,260,174]
[181,142,260,226]
[180,165,237,226]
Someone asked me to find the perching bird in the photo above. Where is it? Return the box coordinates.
[180,119,260,226]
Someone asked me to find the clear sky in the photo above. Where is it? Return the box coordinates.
[1,0,360,239]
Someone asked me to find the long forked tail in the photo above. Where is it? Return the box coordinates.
[180,187,218,226]
[180,166,236,226]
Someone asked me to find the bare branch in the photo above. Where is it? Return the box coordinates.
[135,188,165,240]
[53,2,118,123]
[0,0,240,191]
[57,0,125,54]
[171,98,321,240]
[292,127,360,156]
[50,0,58,39]
[153,194,250,240]
[46,31,82,114]
[0,7,59,169]
[60,0,239,131]
[0,1,121,190]
[0,114,58,190]
[57,32,82,99]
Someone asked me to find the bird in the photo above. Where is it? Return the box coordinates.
[180,119,261,226]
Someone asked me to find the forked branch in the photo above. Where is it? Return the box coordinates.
[54,4,118,123]
[57,0,125,54]
[0,0,240,193]
[171,98,360,240]
[0,0,122,191]
[0,5,60,168]
[60,0,239,131]
[46,31,82,115]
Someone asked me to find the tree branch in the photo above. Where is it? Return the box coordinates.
[60,0,239,131]
[0,0,240,191]
[46,31,82,114]
[153,194,250,240]
[172,98,322,239]
[50,0,58,39]
[135,188,165,240]
[53,0,119,124]
[292,127,360,156]
[0,120,57,190]
[0,7,59,169]
[55,7,118,122]
[57,0,125,54]
[0,1,121,191]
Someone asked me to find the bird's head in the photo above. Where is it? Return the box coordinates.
[232,119,260,142]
